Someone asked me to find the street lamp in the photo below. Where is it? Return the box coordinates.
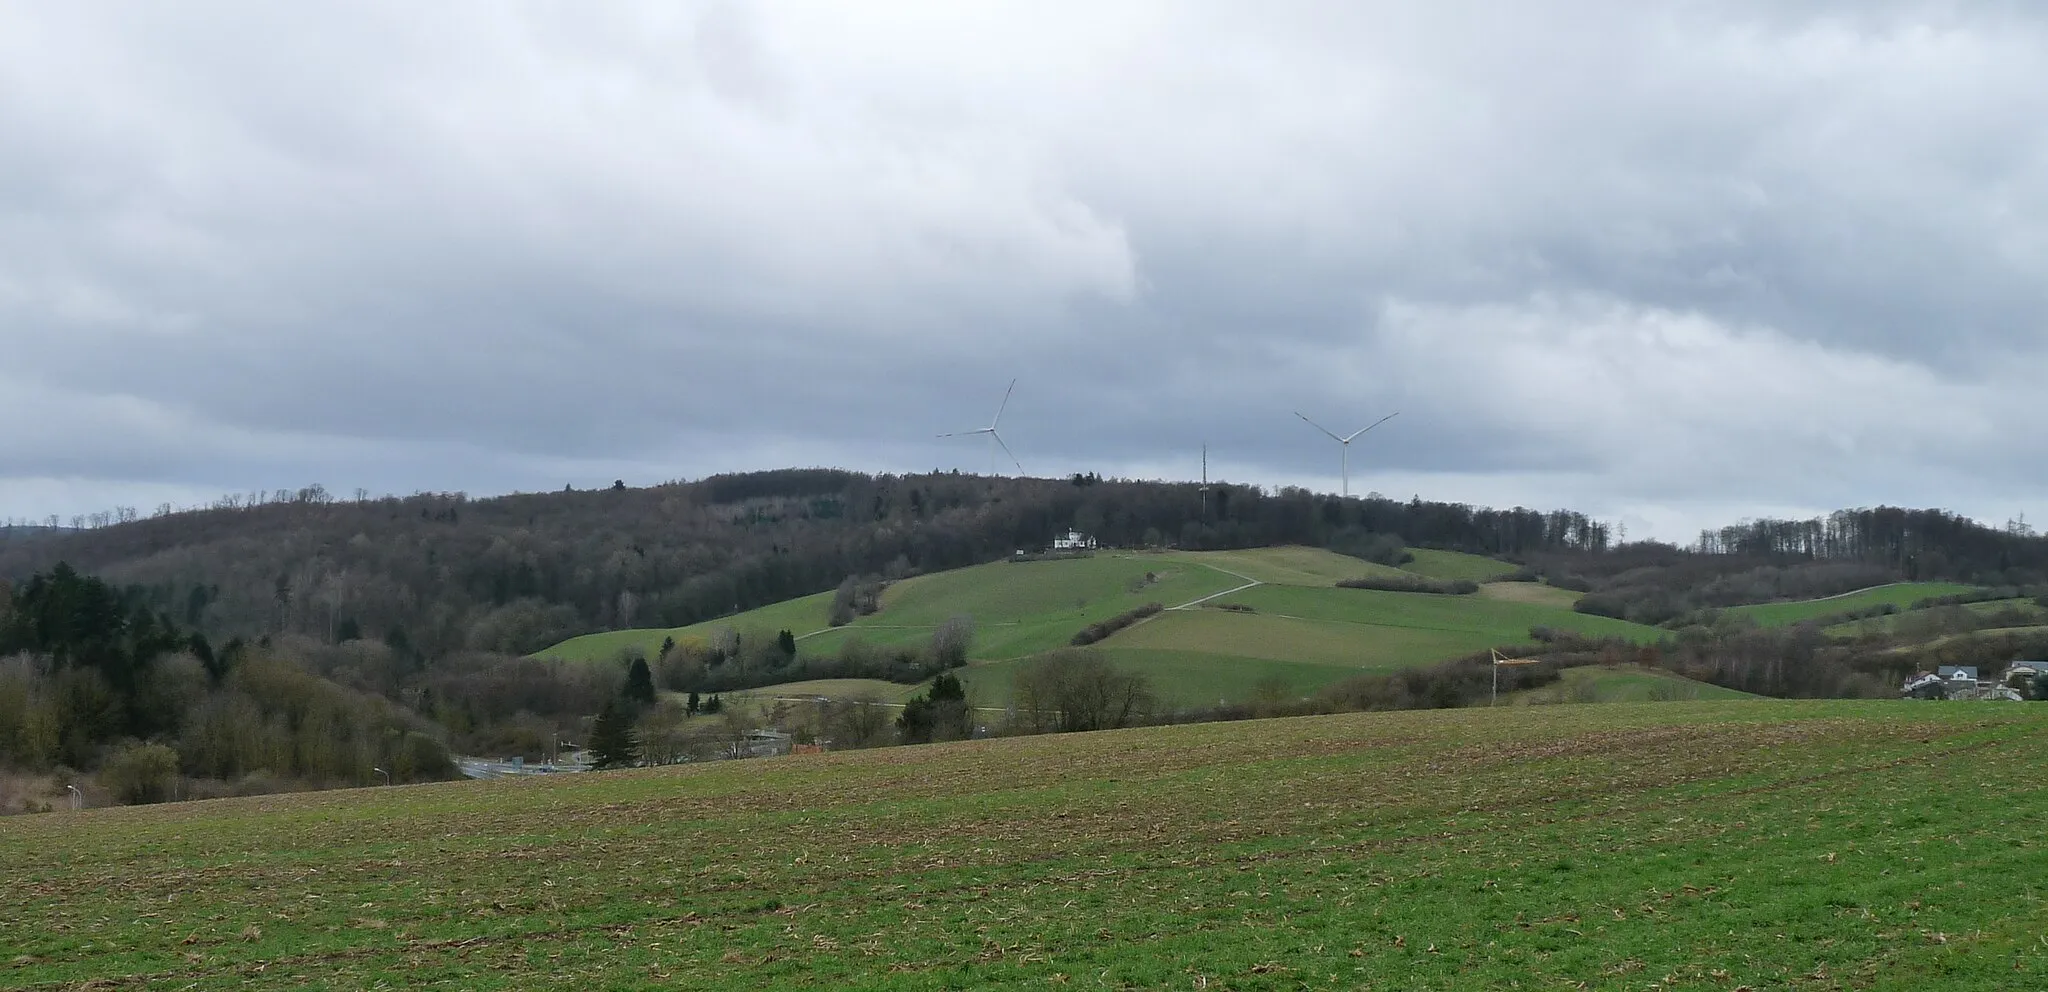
[372,767,391,786]
[66,785,81,810]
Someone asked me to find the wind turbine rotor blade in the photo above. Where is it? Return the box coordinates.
[937,428,994,438]
[991,378,1017,429]
[1341,412,1401,443]
[1294,411,1343,443]
[991,430,1022,474]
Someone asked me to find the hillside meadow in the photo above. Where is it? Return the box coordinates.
[537,546,1666,708]
[3,701,2043,990]
[1722,582,1977,627]
[538,554,1247,664]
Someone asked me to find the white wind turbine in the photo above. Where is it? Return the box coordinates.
[939,379,1023,477]
[1294,411,1398,497]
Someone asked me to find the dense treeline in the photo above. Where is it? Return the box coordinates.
[7,471,2048,799]
[1693,509,2048,577]
[0,566,454,807]
[1335,575,1479,595]
[10,474,2048,667]
[0,472,1622,658]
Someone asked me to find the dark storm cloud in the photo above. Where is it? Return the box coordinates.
[3,1,2047,537]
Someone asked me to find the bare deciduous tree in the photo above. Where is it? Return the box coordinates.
[1010,648,1152,735]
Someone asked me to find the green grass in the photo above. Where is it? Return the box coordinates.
[539,551,1667,706]
[6,702,2046,990]
[1826,597,2048,637]
[840,556,1242,659]
[1223,584,1667,645]
[538,590,836,662]
[536,554,1243,664]
[1724,582,1978,627]
[953,646,1350,709]
[1476,580,1582,608]
[1169,546,1406,585]
[1110,608,1512,670]
[1400,547,1522,582]
[1506,665,1759,705]
[727,679,923,705]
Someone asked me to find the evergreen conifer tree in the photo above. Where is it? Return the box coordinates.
[624,657,657,707]
[589,699,640,769]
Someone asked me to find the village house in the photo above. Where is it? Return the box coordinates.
[1905,664,2029,701]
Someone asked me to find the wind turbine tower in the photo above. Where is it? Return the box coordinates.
[1198,445,1211,519]
[938,379,1023,477]
[1294,411,1399,498]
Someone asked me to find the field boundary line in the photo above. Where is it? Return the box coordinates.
[1167,562,1262,611]
[1764,581,1956,606]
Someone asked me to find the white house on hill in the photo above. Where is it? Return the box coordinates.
[1051,529,1097,551]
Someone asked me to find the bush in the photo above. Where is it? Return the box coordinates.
[1011,649,1154,733]
[1334,575,1479,595]
[929,616,973,669]
[1549,573,1595,593]
[1316,651,1561,712]
[99,742,181,805]
[1327,530,1413,567]
[1071,604,1164,646]
[828,575,884,627]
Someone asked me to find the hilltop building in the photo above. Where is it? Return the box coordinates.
[1051,529,1097,551]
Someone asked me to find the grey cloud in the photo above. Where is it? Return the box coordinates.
[3,1,2047,539]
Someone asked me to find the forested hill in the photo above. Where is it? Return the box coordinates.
[0,525,75,546]
[2,469,2044,658]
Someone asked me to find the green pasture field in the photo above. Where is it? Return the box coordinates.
[1168,545,1406,584]
[537,554,1243,664]
[537,591,836,662]
[953,637,1372,708]
[1107,608,1510,671]
[1399,547,1523,582]
[1505,665,1759,705]
[1222,584,1667,645]
[541,550,1669,709]
[1476,580,1582,608]
[1722,582,1977,627]
[829,556,1241,659]
[1826,597,2048,637]
[5,702,2044,990]
[725,678,923,706]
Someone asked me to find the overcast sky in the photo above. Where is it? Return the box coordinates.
[4,2,2047,541]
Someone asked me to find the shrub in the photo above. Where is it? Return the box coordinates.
[1334,575,1479,595]
[99,742,181,805]
[1011,649,1154,733]
[1327,530,1413,567]
[1071,604,1164,646]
